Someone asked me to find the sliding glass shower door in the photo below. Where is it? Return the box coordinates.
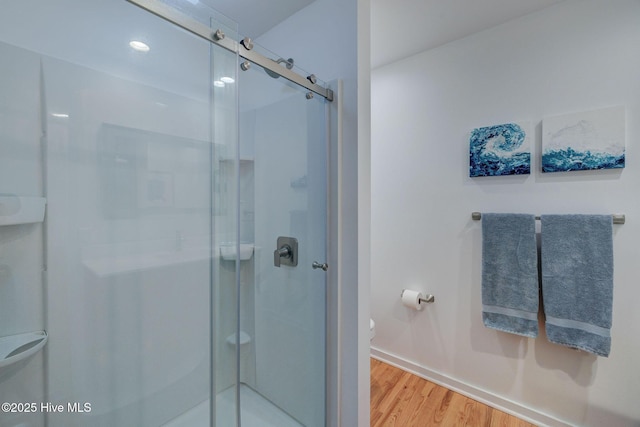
[236,52,328,427]
[0,1,237,426]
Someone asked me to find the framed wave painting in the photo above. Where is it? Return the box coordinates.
[542,106,625,172]
[469,122,531,177]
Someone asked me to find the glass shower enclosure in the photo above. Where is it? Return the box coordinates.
[0,0,329,426]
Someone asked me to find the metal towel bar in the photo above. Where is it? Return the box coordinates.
[471,212,625,225]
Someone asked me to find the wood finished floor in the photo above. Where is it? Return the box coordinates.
[370,358,537,427]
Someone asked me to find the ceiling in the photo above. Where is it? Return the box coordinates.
[371,0,565,69]
[0,0,316,103]
[200,0,315,38]
[0,0,569,99]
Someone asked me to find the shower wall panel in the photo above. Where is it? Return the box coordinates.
[0,38,46,427]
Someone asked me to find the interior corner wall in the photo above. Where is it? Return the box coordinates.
[255,0,363,425]
[356,0,372,426]
[370,1,640,426]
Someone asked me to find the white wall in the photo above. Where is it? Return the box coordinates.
[371,1,640,426]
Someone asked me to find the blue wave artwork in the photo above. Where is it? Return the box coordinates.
[469,122,530,177]
[542,107,625,173]
[542,148,625,172]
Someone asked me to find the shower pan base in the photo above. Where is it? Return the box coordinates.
[163,384,302,427]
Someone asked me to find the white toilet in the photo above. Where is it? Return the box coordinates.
[370,318,376,341]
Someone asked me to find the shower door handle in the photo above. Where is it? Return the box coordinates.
[312,261,328,271]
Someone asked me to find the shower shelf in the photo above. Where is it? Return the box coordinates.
[0,331,48,370]
[0,196,46,226]
[226,331,251,347]
[220,243,254,261]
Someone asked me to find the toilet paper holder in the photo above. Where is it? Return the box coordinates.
[401,289,435,304]
[420,293,435,304]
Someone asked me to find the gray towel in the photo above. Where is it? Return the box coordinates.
[540,215,614,357]
[482,213,539,337]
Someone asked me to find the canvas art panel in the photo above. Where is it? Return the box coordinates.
[469,122,531,177]
[542,106,625,172]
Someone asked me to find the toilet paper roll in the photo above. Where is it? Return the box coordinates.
[401,289,423,311]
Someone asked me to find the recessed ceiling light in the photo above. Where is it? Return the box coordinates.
[213,80,225,88]
[129,40,150,52]
[51,113,69,118]
[220,76,235,84]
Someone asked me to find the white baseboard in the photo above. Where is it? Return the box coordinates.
[370,346,571,427]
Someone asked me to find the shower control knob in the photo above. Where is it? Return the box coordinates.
[312,261,328,271]
[274,237,298,267]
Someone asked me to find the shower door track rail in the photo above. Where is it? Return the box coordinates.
[127,0,334,102]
